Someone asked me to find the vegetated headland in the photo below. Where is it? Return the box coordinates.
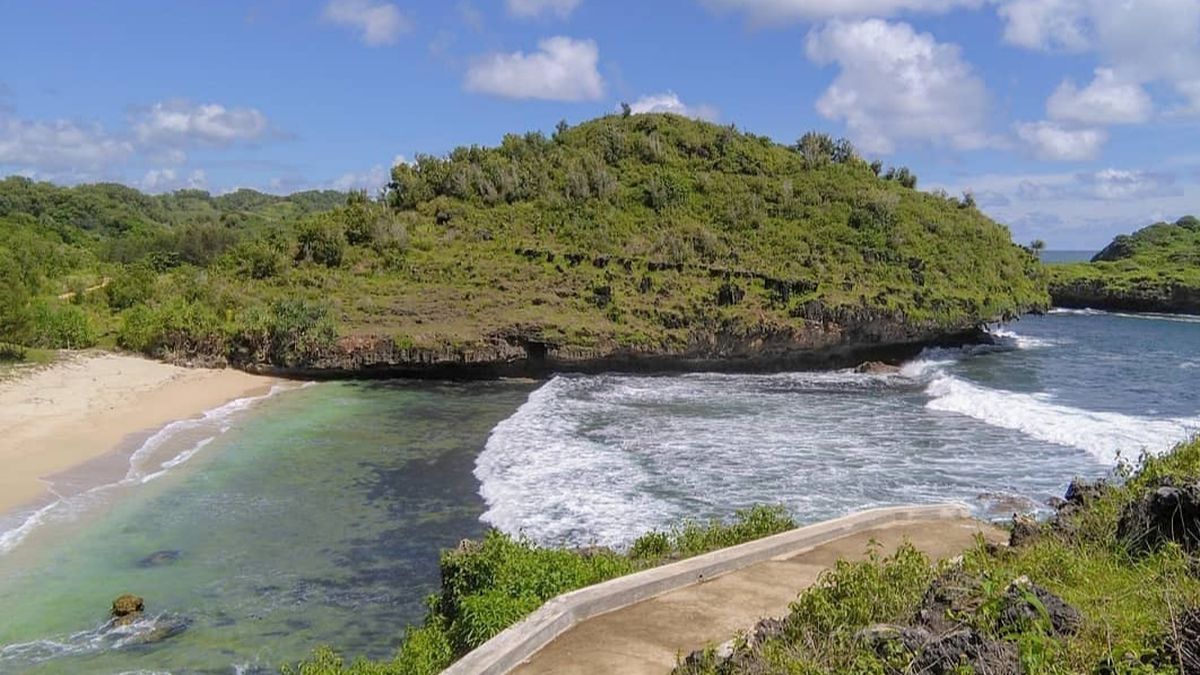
[1,113,1048,379]
[1049,215,1200,315]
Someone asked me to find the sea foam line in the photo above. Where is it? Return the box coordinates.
[1049,307,1200,324]
[0,383,298,556]
[924,373,1200,464]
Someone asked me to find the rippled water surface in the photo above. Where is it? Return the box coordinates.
[1,310,1197,673]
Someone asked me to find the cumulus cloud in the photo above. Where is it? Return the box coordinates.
[999,0,1200,112]
[931,166,1199,247]
[505,0,581,19]
[323,0,411,46]
[1015,121,1107,161]
[0,116,133,170]
[626,92,719,121]
[465,37,604,101]
[1047,68,1152,125]
[330,156,407,191]
[701,0,982,24]
[804,19,993,154]
[139,168,208,193]
[133,100,269,148]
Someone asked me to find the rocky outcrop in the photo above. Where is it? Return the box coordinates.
[110,594,144,627]
[240,317,997,380]
[996,576,1081,636]
[857,624,1018,675]
[1049,279,1200,315]
[1117,478,1200,553]
[854,361,901,375]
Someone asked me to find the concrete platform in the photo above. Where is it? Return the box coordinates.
[512,517,1004,675]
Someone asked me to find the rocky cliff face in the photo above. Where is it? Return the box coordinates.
[1049,279,1200,315]
[241,311,998,379]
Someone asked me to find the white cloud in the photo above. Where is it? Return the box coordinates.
[465,37,604,101]
[0,116,133,170]
[505,0,581,19]
[1047,68,1152,125]
[134,100,269,147]
[330,164,391,192]
[701,0,982,24]
[999,0,1200,113]
[323,0,410,46]
[139,168,208,193]
[931,167,1199,247]
[804,19,993,154]
[626,92,719,121]
[1015,121,1107,161]
[998,0,1090,51]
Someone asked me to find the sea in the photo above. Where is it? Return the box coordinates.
[1,304,1197,672]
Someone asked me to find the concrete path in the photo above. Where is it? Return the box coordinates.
[512,517,1004,675]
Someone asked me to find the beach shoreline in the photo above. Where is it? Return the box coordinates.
[0,351,279,518]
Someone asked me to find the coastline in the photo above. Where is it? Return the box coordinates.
[0,351,279,518]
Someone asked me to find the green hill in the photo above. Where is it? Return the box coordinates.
[1048,216,1200,314]
[0,114,1047,374]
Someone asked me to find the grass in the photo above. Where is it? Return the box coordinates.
[281,505,796,675]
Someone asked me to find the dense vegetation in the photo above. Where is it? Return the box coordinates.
[0,114,1046,373]
[681,439,1200,673]
[282,506,797,674]
[1049,216,1200,314]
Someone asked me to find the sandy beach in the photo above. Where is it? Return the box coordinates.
[0,352,277,516]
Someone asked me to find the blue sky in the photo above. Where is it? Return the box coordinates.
[2,0,1199,247]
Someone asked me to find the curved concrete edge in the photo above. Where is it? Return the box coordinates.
[443,503,975,675]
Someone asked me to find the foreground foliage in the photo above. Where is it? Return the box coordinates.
[1,114,1046,369]
[1049,216,1200,314]
[682,438,1200,674]
[281,506,795,674]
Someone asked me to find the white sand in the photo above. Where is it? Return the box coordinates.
[0,352,277,514]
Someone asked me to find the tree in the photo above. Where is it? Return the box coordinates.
[831,137,857,164]
[0,252,31,344]
[870,160,883,176]
[1029,239,1046,257]
[795,131,835,167]
[620,102,632,118]
[960,191,977,210]
[554,119,570,141]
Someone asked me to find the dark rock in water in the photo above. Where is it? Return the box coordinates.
[110,594,144,626]
[1117,479,1200,553]
[915,568,984,634]
[857,623,1018,675]
[120,614,193,646]
[997,576,1082,636]
[854,361,901,375]
[137,550,182,568]
[1009,513,1041,548]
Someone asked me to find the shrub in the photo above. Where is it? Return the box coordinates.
[297,217,347,267]
[116,298,224,357]
[227,239,286,280]
[106,262,157,310]
[28,301,97,349]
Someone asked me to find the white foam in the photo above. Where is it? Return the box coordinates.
[0,383,300,555]
[1050,307,1200,324]
[925,373,1200,463]
[476,376,678,547]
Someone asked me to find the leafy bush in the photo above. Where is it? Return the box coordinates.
[28,301,96,349]
[106,263,157,310]
[297,217,347,267]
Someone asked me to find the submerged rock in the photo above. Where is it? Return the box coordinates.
[110,594,144,627]
[137,550,182,568]
[854,361,901,375]
[1118,479,1200,553]
[119,614,192,646]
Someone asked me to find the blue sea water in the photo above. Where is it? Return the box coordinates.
[0,310,1197,672]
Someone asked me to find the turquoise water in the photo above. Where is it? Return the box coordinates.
[0,380,534,674]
